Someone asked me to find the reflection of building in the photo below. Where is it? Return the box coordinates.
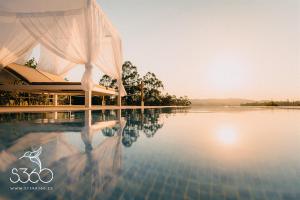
[0,109,168,200]
[0,110,125,200]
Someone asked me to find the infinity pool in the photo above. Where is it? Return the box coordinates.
[0,107,299,200]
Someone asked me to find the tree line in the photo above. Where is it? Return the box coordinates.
[0,60,191,106]
[241,101,300,107]
[99,61,191,106]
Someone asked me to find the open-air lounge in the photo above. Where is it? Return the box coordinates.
[0,63,118,107]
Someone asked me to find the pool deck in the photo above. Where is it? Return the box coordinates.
[0,105,189,113]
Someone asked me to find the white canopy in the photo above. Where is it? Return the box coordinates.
[0,0,125,95]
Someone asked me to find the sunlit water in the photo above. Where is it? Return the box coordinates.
[0,107,299,200]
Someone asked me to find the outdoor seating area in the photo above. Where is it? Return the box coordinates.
[0,63,117,107]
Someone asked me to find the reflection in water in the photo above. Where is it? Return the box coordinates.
[216,126,238,145]
[51,110,125,200]
[0,109,165,200]
[0,110,124,199]
[2,108,299,200]
[121,109,164,147]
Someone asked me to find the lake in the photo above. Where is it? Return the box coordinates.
[0,107,299,200]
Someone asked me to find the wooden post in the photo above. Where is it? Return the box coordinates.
[54,94,58,106]
[53,112,58,120]
[117,95,121,107]
[85,90,92,108]
[140,81,144,107]
[102,96,105,106]
[117,81,122,107]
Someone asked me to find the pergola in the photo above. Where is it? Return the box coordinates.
[0,0,125,107]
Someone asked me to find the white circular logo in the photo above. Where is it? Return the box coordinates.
[9,147,54,184]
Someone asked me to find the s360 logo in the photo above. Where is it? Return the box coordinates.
[9,147,53,184]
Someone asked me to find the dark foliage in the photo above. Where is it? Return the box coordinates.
[99,61,191,106]
[24,57,37,69]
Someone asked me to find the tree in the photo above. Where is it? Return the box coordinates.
[161,93,175,106]
[98,75,118,105]
[142,72,164,105]
[25,57,37,69]
[98,61,190,106]
[99,75,117,88]
[0,91,11,106]
[122,61,141,105]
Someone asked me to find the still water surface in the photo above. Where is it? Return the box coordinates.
[0,107,299,200]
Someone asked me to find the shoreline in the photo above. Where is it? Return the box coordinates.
[1,105,299,114]
[191,105,300,108]
[0,105,190,113]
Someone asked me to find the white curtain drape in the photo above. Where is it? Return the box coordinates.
[0,17,36,68]
[0,0,125,95]
[37,45,75,76]
[0,0,86,13]
[15,47,34,66]
[94,16,125,95]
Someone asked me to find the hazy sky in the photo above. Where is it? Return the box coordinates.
[68,0,300,100]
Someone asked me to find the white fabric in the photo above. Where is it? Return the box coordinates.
[0,17,36,68]
[38,45,75,76]
[0,0,125,95]
[0,0,86,13]
[15,47,34,65]
[94,16,125,95]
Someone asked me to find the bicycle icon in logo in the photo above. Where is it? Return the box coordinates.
[9,147,53,184]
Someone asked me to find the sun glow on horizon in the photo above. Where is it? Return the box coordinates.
[206,55,250,94]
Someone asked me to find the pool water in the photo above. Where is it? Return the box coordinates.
[0,108,300,200]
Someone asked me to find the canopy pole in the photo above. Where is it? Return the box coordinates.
[117,93,121,107]
[85,110,92,127]
[85,90,92,108]
[84,0,92,110]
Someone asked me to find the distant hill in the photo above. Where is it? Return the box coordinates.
[191,98,255,106]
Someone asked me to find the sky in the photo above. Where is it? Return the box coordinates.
[69,0,300,100]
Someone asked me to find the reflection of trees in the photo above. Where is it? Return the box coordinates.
[102,126,119,137]
[142,110,163,138]
[103,109,164,147]
[122,126,140,148]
